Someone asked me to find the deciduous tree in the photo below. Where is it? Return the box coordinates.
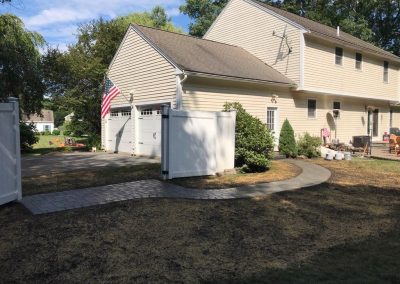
[0,14,46,114]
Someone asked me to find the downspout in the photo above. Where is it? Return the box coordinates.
[176,69,188,110]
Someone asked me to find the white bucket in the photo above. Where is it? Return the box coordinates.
[325,153,334,160]
[344,152,352,161]
[335,152,344,160]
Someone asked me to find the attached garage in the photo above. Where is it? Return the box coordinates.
[136,105,162,157]
[106,108,133,153]
[101,24,293,157]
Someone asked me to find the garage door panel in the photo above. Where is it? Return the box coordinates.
[107,110,133,153]
[137,107,161,157]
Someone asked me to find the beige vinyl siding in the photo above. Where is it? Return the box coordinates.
[182,77,391,143]
[392,107,400,128]
[108,27,176,107]
[204,0,301,84]
[304,37,399,101]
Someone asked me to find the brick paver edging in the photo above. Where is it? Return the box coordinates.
[20,160,331,215]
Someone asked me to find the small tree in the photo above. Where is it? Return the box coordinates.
[223,102,274,172]
[279,119,297,158]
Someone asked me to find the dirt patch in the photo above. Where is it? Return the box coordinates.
[171,160,302,189]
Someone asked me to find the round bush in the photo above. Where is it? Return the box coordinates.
[297,133,321,158]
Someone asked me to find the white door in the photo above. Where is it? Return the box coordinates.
[267,107,280,148]
[107,109,133,153]
[137,106,161,157]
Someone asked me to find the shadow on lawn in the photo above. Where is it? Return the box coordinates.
[0,181,399,283]
[212,228,400,284]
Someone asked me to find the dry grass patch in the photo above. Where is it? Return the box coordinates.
[311,158,400,188]
[171,160,301,189]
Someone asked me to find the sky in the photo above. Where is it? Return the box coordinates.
[0,0,190,51]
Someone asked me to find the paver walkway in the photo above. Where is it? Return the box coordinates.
[20,160,331,215]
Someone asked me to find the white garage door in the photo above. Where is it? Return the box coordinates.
[137,106,161,157]
[107,109,133,153]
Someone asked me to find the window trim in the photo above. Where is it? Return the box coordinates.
[355,52,363,71]
[307,98,317,119]
[383,61,389,83]
[335,47,343,66]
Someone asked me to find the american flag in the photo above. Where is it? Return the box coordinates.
[101,77,120,118]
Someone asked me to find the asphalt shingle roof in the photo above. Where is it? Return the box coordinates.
[134,25,294,85]
[22,109,54,123]
[250,0,400,63]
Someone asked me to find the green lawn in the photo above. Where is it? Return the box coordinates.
[23,135,88,155]
[33,135,87,149]
[1,158,399,282]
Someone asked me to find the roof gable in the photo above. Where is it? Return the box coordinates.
[248,0,400,63]
[133,25,294,85]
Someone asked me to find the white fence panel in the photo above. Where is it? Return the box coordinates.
[0,98,22,205]
[161,106,236,179]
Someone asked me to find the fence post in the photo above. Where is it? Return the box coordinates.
[161,104,170,180]
[8,97,22,200]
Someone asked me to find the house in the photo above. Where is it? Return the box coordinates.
[102,0,400,155]
[102,24,293,154]
[204,0,400,142]
[22,109,54,133]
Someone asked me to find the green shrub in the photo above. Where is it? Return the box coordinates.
[279,119,297,158]
[63,130,71,136]
[87,134,101,149]
[223,102,274,172]
[43,130,51,136]
[52,129,60,135]
[241,151,271,173]
[297,133,321,158]
[20,122,38,151]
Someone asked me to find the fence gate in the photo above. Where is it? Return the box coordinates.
[161,105,236,180]
[0,98,22,205]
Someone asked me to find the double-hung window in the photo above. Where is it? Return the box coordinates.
[308,99,317,118]
[355,53,362,70]
[335,47,343,65]
[384,61,389,83]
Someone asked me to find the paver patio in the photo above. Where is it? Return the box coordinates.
[20,160,331,215]
[22,151,159,177]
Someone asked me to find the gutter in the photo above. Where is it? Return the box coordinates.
[184,71,295,88]
[175,69,188,110]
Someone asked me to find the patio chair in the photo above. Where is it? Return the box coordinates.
[389,134,397,154]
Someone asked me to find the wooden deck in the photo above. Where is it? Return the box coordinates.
[370,143,400,161]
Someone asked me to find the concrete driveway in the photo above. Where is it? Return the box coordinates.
[22,152,159,177]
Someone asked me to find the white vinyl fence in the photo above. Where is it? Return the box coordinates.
[161,105,236,179]
[0,98,22,205]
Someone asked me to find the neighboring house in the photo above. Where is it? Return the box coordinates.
[22,110,54,133]
[102,0,400,155]
[64,112,74,122]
